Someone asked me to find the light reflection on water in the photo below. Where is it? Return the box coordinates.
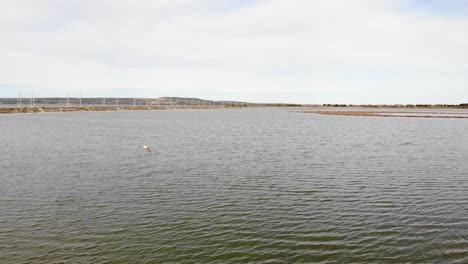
[1,108,467,263]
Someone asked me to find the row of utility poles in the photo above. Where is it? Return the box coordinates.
[16,90,35,108]
[14,90,265,109]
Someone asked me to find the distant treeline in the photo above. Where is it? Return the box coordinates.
[323,104,468,108]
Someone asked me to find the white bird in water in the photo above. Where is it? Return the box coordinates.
[143,145,152,153]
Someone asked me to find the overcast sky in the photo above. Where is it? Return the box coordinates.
[1,0,467,104]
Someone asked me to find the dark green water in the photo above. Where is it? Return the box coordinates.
[1,108,467,263]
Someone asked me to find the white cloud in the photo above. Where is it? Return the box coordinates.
[1,0,467,103]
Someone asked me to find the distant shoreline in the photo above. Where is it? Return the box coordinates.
[2,104,467,115]
[309,104,468,109]
[0,105,281,114]
[303,110,468,119]
[0,106,160,114]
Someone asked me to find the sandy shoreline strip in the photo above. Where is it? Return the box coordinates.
[0,106,249,114]
[303,110,468,119]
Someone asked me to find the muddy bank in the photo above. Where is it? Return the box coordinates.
[303,110,468,119]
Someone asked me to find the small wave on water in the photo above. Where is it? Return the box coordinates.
[0,108,467,263]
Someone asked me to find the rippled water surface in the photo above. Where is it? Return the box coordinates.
[1,108,468,263]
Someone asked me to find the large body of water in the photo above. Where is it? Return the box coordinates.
[1,108,467,263]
